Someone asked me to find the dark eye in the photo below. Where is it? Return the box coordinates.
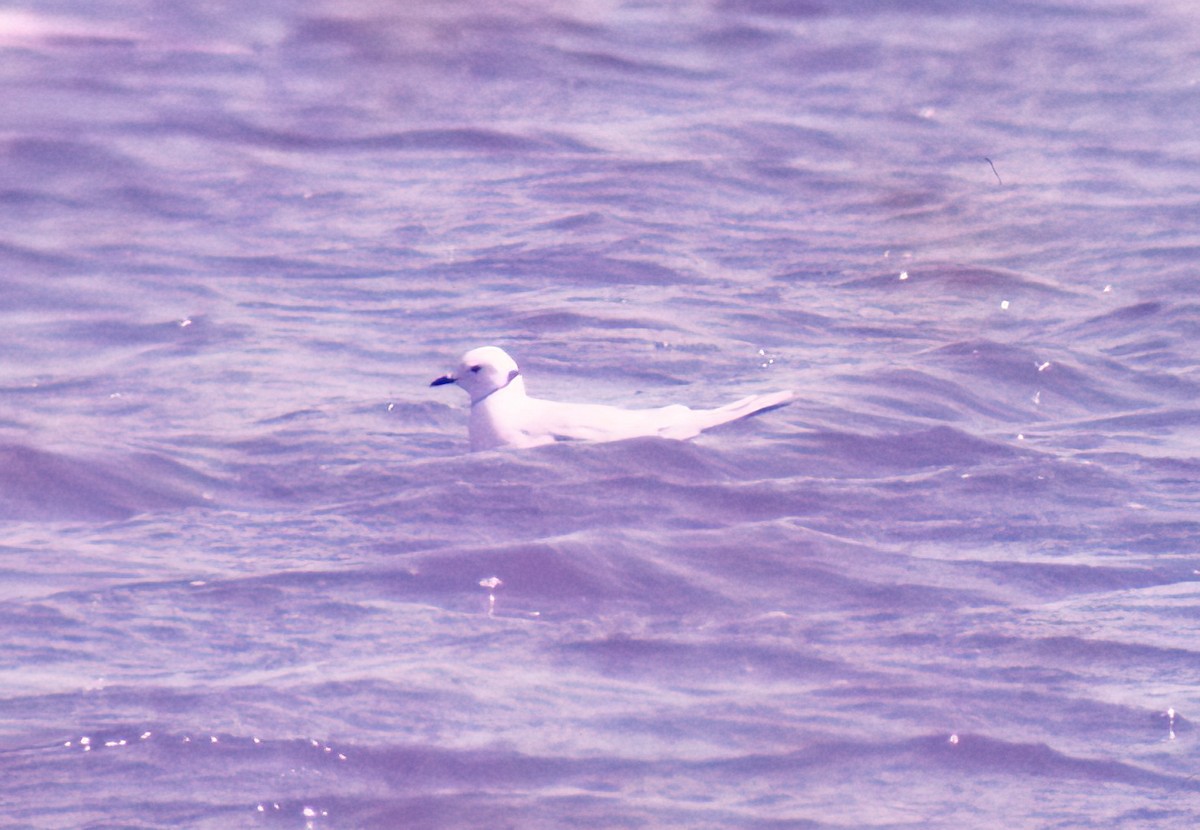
[470,365,482,373]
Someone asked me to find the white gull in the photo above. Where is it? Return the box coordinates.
[432,345,793,451]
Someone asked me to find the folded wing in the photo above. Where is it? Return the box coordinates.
[660,389,795,440]
[526,390,794,444]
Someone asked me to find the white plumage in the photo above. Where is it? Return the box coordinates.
[432,346,793,451]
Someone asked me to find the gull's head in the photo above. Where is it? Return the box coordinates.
[431,346,522,404]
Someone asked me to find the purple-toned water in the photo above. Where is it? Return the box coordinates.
[2,0,1199,827]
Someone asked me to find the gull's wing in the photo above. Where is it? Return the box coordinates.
[664,389,795,439]
[522,398,691,443]
[523,390,793,445]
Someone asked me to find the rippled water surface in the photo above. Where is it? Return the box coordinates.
[2,0,1200,827]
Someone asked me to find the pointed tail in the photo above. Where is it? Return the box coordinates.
[661,390,794,439]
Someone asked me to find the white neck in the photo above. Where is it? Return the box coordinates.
[471,370,523,406]
[468,374,531,450]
